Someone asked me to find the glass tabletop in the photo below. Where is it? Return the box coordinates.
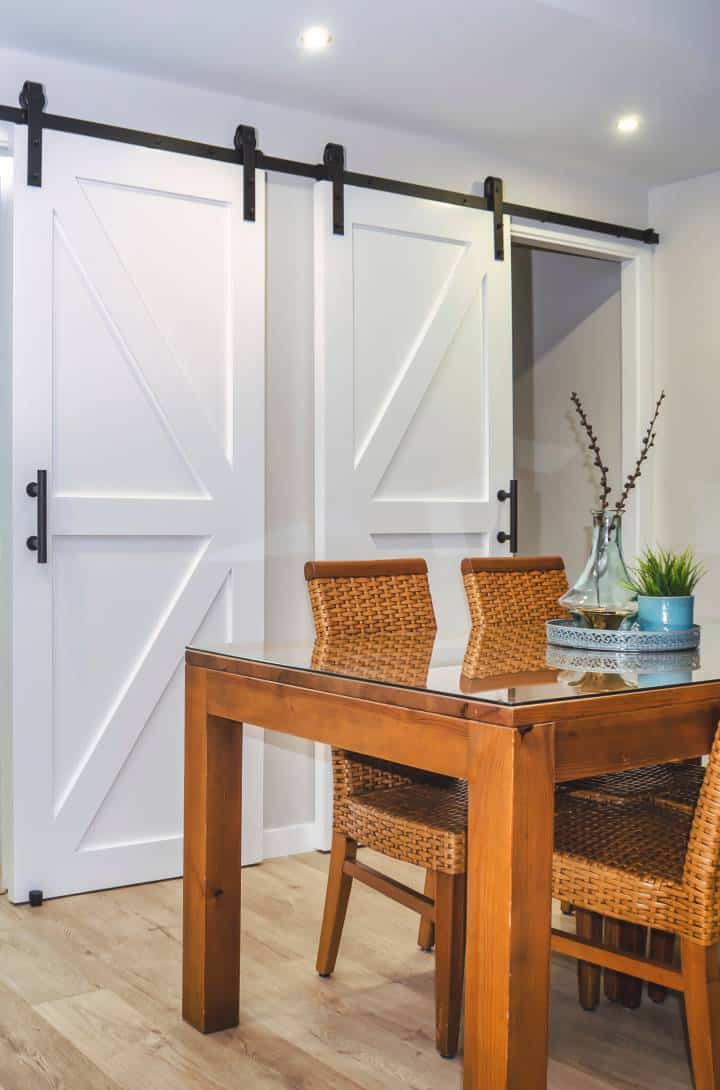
[189,622,720,707]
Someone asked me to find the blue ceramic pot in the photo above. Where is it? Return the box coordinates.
[637,595,694,632]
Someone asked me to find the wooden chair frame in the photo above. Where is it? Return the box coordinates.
[306,558,465,1058]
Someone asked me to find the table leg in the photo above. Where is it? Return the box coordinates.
[464,722,555,1090]
[182,665,243,1032]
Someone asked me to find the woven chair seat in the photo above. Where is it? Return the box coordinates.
[337,781,468,876]
[565,762,705,815]
[553,797,702,938]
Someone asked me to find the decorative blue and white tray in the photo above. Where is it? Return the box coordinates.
[546,618,701,653]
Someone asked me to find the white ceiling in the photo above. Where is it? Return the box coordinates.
[2,0,718,185]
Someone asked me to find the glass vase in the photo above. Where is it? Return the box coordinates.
[560,510,637,630]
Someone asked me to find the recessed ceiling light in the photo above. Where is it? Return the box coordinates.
[617,115,640,134]
[299,25,332,52]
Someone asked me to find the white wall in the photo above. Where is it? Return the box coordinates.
[263,175,316,847]
[0,152,13,891]
[0,45,649,224]
[650,171,720,621]
[0,43,651,849]
[512,247,622,583]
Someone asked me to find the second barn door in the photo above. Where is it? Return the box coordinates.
[314,183,514,634]
[312,183,513,846]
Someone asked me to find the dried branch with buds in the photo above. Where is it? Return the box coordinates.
[570,391,612,511]
[615,390,666,513]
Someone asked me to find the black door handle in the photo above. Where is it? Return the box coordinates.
[497,478,518,554]
[26,469,47,563]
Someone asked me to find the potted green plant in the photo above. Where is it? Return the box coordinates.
[627,547,705,631]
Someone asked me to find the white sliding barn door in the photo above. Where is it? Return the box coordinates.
[7,128,265,902]
[313,184,513,842]
[314,183,513,630]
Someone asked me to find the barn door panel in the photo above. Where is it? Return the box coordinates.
[312,184,513,844]
[7,127,265,901]
[314,183,513,632]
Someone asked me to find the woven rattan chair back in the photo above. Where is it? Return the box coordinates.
[305,558,437,638]
[305,559,438,809]
[461,555,569,628]
[682,727,720,944]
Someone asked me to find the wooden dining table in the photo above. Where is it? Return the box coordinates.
[181,622,720,1090]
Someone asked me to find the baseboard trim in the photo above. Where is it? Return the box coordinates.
[262,821,325,860]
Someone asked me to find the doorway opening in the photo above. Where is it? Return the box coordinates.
[511,243,623,584]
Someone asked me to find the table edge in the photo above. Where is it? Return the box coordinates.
[185,649,720,728]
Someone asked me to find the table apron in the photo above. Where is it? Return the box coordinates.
[206,668,470,779]
[555,698,720,782]
[203,666,720,785]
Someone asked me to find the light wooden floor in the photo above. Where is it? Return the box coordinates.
[0,849,692,1090]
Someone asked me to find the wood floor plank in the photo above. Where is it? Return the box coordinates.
[0,851,695,1090]
[0,979,117,1090]
[0,922,100,1005]
[36,988,284,1090]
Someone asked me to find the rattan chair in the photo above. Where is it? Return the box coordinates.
[553,726,720,1090]
[305,558,466,1059]
[459,554,705,1009]
[558,759,707,1008]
